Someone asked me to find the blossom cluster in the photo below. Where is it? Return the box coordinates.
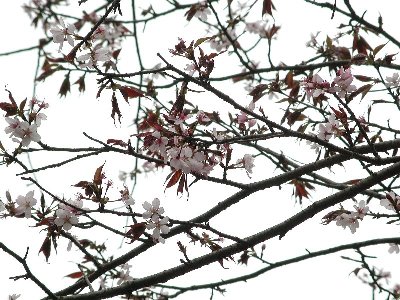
[142,198,170,243]
[301,67,357,100]
[48,16,126,69]
[3,97,48,147]
[316,113,340,141]
[323,200,369,234]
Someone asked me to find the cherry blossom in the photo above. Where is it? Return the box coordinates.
[316,114,340,141]
[301,74,330,100]
[388,243,400,254]
[118,171,127,181]
[243,154,255,174]
[142,198,165,221]
[353,200,369,220]
[120,186,135,207]
[385,73,400,88]
[117,270,133,285]
[317,123,333,141]
[19,122,41,146]
[305,32,320,47]
[67,235,77,251]
[148,131,168,157]
[185,63,197,76]
[306,140,321,153]
[146,216,170,243]
[381,192,400,212]
[210,28,237,52]
[54,209,79,231]
[142,161,156,172]
[197,111,210,123]
[331,67,357,98]
[77,47,111,69]
[15,191,37,218]
[335,213,359,234]
[4,117,22,138]
[245,21,266,35]
[32,111,47,127]
[237,101,256,128]
[58,198,83,214]
[194,2,211,21]
[49,18,76,52]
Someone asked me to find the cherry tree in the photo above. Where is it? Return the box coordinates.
[1,0,400,299]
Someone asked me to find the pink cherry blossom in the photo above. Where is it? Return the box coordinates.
[197,111,211,123]
[148,131,168,157]
[15,191,37,218]
[331,67,357,98]
[301,74,330,100]
[4,117,22,137]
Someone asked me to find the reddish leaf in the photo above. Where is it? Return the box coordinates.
[59,74,71,98]
[354,75,374,82]
[126,222,147,241]
[119,86,144,102]
[65,271,84,279]
[112,48,122,60]
[93,163,105,185]
[35,217,56,227]
[73,180,90,188]
[343,179,362,185]
[249,84,268,102]
[0,89,18,116]
[262,0,275,16]
[74,75,86,93]
[348,84,372,102]
[165,170,183,189]
[79,239,92,248]
[39,236,51,262]
[111,92,122,123]
[185,4,199,21]
[106,139,128,147]
[177,173,188,195]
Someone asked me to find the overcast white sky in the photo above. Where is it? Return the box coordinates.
[1,0,400,299]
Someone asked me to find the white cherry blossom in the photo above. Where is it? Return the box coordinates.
[120,187,135,207]
[385,73,400,88]
[49,18,76,52]
[147,216,170,243]
[142,198,164,221]
[15,191,37,218]
[54,209,78,231]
